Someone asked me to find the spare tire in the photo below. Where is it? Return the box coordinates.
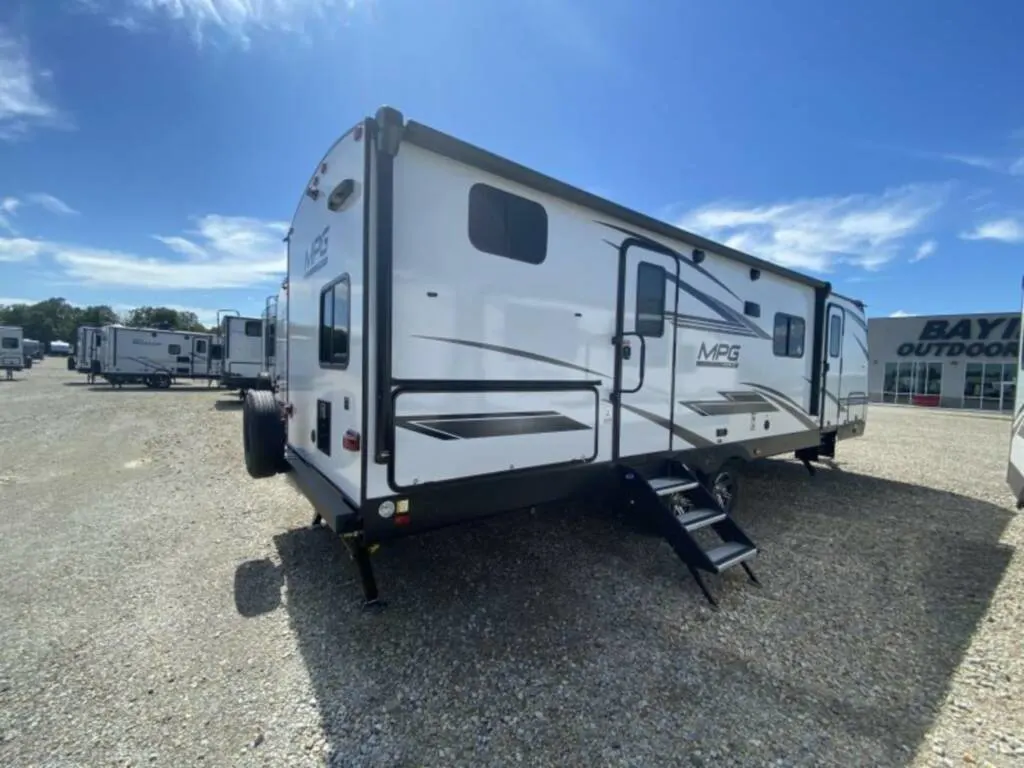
[243,389,286,478]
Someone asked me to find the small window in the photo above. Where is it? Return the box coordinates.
[244,320,262,337]
[319,275,350,368]
[1,337,18,349]
[95,336,102,347]
[211,344,223,361]
[828,314,842,358]
[468,183,548,265]
[635,261,666,338]
[168,344,182,355]
[265,321,276,359]
[195,340,207,354]
[773,313,805,358]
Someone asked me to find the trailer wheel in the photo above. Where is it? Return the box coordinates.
[243,389,285,479]
[157,373,172,389]
[703,459,744,516]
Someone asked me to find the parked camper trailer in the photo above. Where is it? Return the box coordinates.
[49,340,71,357]
[1,325,24,379]
[96,325,219,388]
[217,314,268,396]
[258,283,289,396]
[1008,276,1024,511]
[73,325,102,378]
[22,338,40,368]
[240,107,869,608]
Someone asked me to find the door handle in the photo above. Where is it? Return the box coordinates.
[618,332,646,395]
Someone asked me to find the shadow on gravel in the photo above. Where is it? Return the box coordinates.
[61,380,95,386]
[234,461,1016,767]
[213,399,243,410]
[86,385,220,393]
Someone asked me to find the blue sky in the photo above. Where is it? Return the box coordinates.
[1,0,1023,326]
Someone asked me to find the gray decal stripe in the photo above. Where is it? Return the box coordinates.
[597,221,741,301]
[1014,406,1024,435]
[619,403,714,448]
[853,336,869,360]
[412,335,611,379]
[680,390,779,416]
[848,313,869,333]
[741,382,819,429]
[666,273,771,340]
[396,411,591,440]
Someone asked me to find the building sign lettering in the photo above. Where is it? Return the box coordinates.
[896,316,1021,359]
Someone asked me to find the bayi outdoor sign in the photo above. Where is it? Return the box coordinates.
[896,316,1021,359]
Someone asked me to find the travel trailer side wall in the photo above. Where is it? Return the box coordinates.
[241,107,869,608]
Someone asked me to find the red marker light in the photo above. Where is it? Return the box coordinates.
[342,429,361,452]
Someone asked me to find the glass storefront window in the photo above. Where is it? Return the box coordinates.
[964,363,983,409]
[883,362,897,403]
[882,361,943,403]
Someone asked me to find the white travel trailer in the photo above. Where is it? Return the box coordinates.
[1008,276,1024,510]
[217,313,268,395]
[49,340,71,357]
[1,325,24,378]
[240,107,870,608]
[95,324,219,388]
[258,282,289,397]
[74,325,101,378]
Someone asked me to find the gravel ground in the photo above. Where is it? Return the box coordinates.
[1,360,1021,768]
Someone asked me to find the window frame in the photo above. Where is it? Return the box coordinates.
[1,336,18,349]
[635,261,667,338]
[828,312,843,358]
[195,340,207,354]
[467,182,548,266]
[773,312,806,358]
[168,343,182,356]
[319,273,351,370]
[244,320,262,338]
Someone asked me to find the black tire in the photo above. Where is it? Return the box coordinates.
[243,389,286,479]
[703,458,744,516]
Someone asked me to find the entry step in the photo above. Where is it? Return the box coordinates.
[706,542,758,572]
[676,508,726,532]
[649,476,700,496]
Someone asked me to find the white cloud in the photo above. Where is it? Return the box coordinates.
[960,218,1024,244]
[33,214,289,289]
[677,184,947,273]
[26,193,78,216]
[0,29,65,140]
[939,151,1024,176]
[910,239,936,263]
[79,0,371,44]
[0,237,45,262]
[890,310,911,318]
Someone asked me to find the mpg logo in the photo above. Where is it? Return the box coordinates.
[303,225,331,277]
[696,341,740,369]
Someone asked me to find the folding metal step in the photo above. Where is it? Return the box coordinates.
[676,508,726,532]
[648,476,701,496]
[705,542,758,573]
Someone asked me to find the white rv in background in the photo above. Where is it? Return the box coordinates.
[240,107,870,608]
[217,313,268,396]
[49,340,71,357]
[1,325,24,378]
[95,324,219,388]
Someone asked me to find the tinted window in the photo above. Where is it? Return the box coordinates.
[211,344,223,361]
[468,183,548,265]
[244,320,262,337]
[773,313,805,358]
[195,340,206,354]
[828,314,842,357]
[319,275,350,368]
[635,261,666,338]
[168,344,181,355]
[1,337,18,349]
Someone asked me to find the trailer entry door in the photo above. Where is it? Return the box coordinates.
[614,246,679,459]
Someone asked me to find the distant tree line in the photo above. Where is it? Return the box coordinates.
[0,298,210,346]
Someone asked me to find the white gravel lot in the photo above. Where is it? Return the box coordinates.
[0,360,1021,767]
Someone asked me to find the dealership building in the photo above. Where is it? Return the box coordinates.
[868,312,1020,411]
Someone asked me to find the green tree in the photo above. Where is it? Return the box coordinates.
[123,306,207,332]
[0,298,120,345]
